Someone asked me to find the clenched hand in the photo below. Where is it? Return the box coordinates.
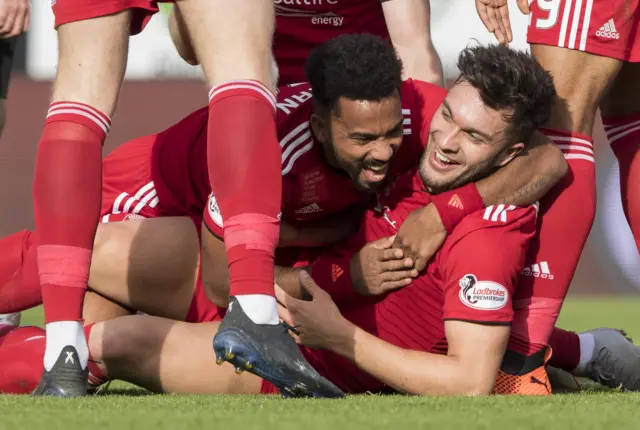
[350,235,418,296]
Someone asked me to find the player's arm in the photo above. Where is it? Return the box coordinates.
[394,130,567,270]
[280,207,536,395]
[336,318,508,395]
[381,0,443,86]
[280,271,510,395]
[169,6,198,66]
[475,130,567,206]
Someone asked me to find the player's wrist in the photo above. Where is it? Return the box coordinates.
[326,319,356,356]
[431,183,484,234]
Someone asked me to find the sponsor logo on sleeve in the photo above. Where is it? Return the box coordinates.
[458,274,508,310]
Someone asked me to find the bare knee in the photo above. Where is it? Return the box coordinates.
[89,316,168,392]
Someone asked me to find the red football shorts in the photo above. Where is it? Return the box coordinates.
[527,0,640,62]
[101,136,162,223]
[52,0,173,34]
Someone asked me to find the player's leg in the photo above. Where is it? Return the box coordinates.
[600,63,640,252]
[174,1,341,397]
[89,216,200,320]
[500,43,622,391]
[0,217,200,319]
[32,12,131,396]
[548,326,640,390]
[173,0,281,323]
[0,292,133,395]
[87,316,264,394]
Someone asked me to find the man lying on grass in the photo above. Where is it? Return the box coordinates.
[2,45,639,396]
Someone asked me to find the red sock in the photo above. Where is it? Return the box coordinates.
[207,81,281,297]
[603,114,640,252]
[0,231,42,313]
[511,129,596,349]
[0,326,45,394]
[547,327,580,370]
[34,102,110,323]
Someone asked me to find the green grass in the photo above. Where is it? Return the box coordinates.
[3,297,640,430]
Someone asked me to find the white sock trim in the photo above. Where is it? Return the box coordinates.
[235,295,279,325]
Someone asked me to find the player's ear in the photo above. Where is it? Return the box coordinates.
[310,113,328,143]
[495,142,525,167]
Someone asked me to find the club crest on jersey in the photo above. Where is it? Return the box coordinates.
[207,192,223,228]
[458,274,508,311]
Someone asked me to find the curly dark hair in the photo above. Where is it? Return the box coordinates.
[456,45,556,144]
[305,33,403,115]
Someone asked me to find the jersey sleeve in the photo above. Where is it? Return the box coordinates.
[308,221,368,305]
[439,204,538,325]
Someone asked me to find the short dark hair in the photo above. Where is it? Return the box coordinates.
[456,45,556,144]
[305,33,403,115]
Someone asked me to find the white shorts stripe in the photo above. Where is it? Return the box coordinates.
[558,0,574,47]
[133,189,158,214]
[579,0,594,51]
[149,196,160,208]
[402,109,411,115]
[112,192,129,214]
[568,0,584,49]
[133,181,154,200]
[101,214,110,223]
[403,129,412,135]
[403,118,411,125]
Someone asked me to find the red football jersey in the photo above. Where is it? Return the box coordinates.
[302,169,538,394]
[274,0,391,84]
[201,80,446,236]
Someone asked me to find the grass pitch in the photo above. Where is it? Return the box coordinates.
[2,297,640,430]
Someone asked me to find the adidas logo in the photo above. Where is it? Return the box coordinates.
[332,264,344,282]
[522,261,554,280]
[448,194,463,210]
[596,19,620,39]
[294,203,322,215]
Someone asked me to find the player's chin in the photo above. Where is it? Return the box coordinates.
[420,171,458,195]
[357,180,384,194]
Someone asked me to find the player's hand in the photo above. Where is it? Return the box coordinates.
[0,0,30,38]
[392,203,446,273]
[475,0,528,45]
[350,235,418,296]
[276,271,354,350]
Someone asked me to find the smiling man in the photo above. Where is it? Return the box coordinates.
[0,38,572,396]
[9,44,631,397]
